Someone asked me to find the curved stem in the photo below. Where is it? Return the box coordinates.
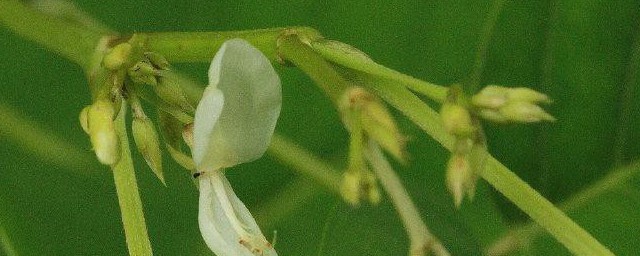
[311,40,448,103]
[0,0,106,70]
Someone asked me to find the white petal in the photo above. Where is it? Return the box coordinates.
[195,38,281,170]
[193,87,225,168]
[198,171,277,255]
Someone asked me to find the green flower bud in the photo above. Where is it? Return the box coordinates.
[182,122,194,149]
[79,105,90,134]
[102,43,132,71]
[144,52,171,70]
[508,87,552,104]
[87,100,120,165]
[441,103,474,137]
[340,170,381,206]
[132,117,165,185]
[446,153,472,208]
[471,85,509,109]
[500,102,556,123]
[340,87,407,163]
[128,60,158,86]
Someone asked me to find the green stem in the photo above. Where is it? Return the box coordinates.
[486,160,640,255]
[356,72,612,256]
[311,40,448,103]
[142,27,321,63]
[268,134,342,193]
[277,34,351,101]
[112,104,153,256]
[0,0,106,70]
[366,142,450,256]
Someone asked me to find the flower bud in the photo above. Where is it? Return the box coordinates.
[128,60,158,86]
[182,123,194,149]
[87,100,120,165]
[341,87,407,162]
[132,117,165,185]
[470,85,509,109]
[441,103,474,137]
[507,87,552,104]
[340,170,381,206]
[446,153,472,208]
[79,105,90,134]
[499,102,556,123]
[144,52,171,70]
[102,43,132,70]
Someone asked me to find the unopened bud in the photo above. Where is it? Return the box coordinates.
[182,123,194,149]
[441,103,474,137]
[132,117,165,185]
[500,102,556,123]
[341,87,407,162]
[87,100,120,165]
[128,60,158,86]
[103,43,132,70]
[340,170,381,206]
[507,87,552,104]
[144,52,170,70]
[446,153,473,208]
[471,85,509,109]
[79,105,90,134]
[155,72,194,111]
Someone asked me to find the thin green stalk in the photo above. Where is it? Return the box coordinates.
[486,160,640,255]
[0,0,106,70]
[366,142,450,256]
[277,34,352,101]
[112,105,153,256]
[268,134,342,193]
[311,41,448,103]
[355,72,612,256]
[142,27,321,63]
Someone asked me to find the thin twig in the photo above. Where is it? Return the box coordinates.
[366,141,450,256]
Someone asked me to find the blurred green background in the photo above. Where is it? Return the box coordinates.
[1,0,640,255]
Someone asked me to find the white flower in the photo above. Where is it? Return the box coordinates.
[193,39,281,256]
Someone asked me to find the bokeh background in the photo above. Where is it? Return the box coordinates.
[1,0,640,255]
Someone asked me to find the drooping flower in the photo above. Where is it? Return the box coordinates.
[192,38,281,256]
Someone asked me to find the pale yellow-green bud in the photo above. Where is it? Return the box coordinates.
[441,103,474,137]
[476,109,508,123]
[154,72,194,111]
[471,85,509,109]
[144,52,170,70]
[182,123,194,149]
[340,171,362,206]
[340,170,381,206]
[79,105,90,134]
[500,102,556,123]
[340,87,407,163]
[446,153,472,208]
[128,60,158,86]
[132,117,165,185]
[507,87,552,104]
[102,43,132,71]
[87,100,120,165]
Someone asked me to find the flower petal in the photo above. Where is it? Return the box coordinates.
[193,87,224,168]
[195,38,281,171]
[198,171,276,255]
